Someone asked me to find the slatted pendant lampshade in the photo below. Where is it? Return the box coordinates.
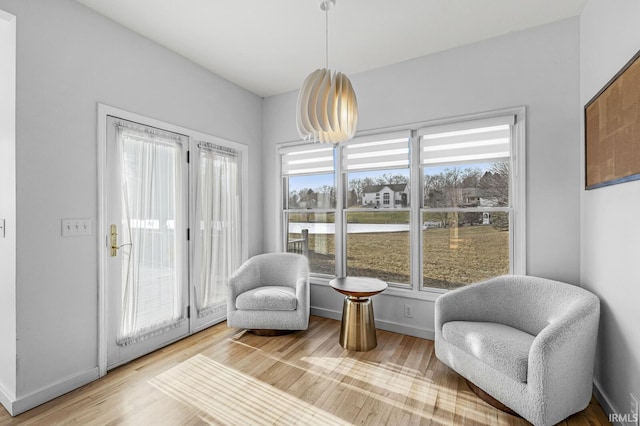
[296,68,358,144]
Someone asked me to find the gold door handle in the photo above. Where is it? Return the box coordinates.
[110,224,118,257]
[110,224,132,257]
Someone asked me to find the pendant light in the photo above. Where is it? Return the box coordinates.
[296,0,358,144]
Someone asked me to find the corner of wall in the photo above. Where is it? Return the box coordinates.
[0,7,17,412]
[579,0,640,420]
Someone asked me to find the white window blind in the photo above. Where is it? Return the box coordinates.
[281,144,335,176]
[419,115,515,166]
[342,130,411,171]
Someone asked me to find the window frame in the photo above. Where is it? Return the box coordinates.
[417,113,524,292]
[277,107,526,299]
[280,144,338,278]
[340,130,412,287]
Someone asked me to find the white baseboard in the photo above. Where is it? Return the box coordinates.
[10,367,100,416]
[376,318,435,340]
[593,379,617,424]
[310,306,435,340]
[310,306,341,321]
[0,382,14,416]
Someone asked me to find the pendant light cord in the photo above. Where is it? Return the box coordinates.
[325,6,329,69]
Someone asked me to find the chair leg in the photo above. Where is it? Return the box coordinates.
[465,379,521,417]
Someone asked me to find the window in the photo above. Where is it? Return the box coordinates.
[279,110,525,293]
[343,131,412,285]
[281,144,336,276]
[419,115,520,290]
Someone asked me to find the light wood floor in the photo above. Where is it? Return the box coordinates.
[0,316,610,425]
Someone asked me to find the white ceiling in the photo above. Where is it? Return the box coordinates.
[76,0,589,97]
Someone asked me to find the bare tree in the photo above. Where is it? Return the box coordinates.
[424,167,482,208]
[375,173,409,185]
[479,162,509,206]
[348,176,376,206]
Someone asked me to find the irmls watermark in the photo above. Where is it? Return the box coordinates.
[608,412,639,424]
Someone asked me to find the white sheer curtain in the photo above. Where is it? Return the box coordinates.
[116,122,185,345]
[194,144,242,316]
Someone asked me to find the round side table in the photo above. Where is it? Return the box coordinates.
[329,277,388,351]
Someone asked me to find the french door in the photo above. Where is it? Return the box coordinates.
[103,113,244,370]
[190,142,242,331]
[105,116,190,369]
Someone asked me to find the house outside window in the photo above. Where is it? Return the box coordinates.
[363,184,408,208]
[279,109,525,293]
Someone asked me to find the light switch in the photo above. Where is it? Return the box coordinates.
[0,219,5,238]
[61,218,92,237]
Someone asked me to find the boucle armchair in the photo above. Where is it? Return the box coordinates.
[227,253,310,333]
[435,275,600,426]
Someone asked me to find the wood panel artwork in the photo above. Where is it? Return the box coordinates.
[585,49,640,189]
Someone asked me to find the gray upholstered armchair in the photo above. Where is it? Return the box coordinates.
[435,275,600,426]
[227,252,310,333]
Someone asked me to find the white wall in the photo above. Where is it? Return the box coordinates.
[0,0,262,414]
[0,8,17,404]
[263,18,581,337]
[580,0,640,418]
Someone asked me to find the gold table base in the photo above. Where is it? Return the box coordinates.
[339,296,377,351]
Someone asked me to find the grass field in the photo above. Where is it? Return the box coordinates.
[288,224,508,290]
[288,211,408,224]
[423,226,508,289]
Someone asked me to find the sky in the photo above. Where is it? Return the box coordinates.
[289,168,409,192]
[288,163,495,192]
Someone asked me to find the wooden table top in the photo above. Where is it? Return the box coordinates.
[329,277,388,298]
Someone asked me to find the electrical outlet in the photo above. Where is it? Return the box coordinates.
[404,304,413,318]
[61,218,92,237]
[631,393,639,426]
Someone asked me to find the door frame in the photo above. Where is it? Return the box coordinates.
[97,103,249,376]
